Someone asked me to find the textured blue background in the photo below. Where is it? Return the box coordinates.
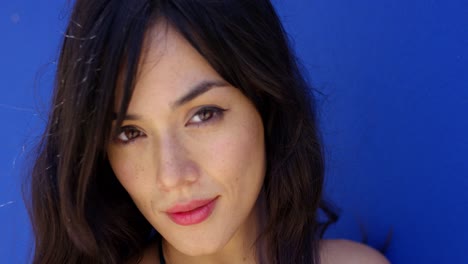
[1,0,467,263]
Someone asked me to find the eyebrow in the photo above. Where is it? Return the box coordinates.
[172,79,228,109]
[113,79,228,121]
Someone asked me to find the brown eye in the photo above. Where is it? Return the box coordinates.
[115,126,144,143]
[196,108,214,121]
[187,106,226,126]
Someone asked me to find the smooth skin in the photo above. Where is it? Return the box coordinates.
[108,22,390,264]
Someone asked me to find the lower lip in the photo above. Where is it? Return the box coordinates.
[167,198,218,226]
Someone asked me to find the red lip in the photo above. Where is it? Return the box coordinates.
[166,196,218,226]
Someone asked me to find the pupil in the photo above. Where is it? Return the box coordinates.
[128,129,137,138]
[202,110,212,120]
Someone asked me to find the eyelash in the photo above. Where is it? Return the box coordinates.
[113,106,227,144]
[185,106,226,127]
[114,126,144,145]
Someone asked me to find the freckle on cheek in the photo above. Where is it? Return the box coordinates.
[134,163,145,175]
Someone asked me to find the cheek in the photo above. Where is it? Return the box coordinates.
[205,112,265,192]
[107,150,159,222]
[107,149,148,195]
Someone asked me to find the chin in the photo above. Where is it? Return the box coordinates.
[174,237,229,257]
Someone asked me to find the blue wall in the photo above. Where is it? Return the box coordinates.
[1,0,467,263]
[273,1,468,262]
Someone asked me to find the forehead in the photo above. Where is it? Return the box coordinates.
[114,21,222,111]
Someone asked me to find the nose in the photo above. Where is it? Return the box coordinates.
[155,133,200,190]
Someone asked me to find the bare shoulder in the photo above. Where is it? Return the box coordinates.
[126,240,160,264]
[319,239,390,264]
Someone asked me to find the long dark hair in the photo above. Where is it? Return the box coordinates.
[25,0,337,263]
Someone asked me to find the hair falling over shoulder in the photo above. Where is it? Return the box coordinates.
[24,1,338,263]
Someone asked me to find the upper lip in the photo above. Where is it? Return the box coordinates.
[166,196,218,213]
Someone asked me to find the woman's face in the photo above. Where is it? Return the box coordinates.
[107,24,266,256]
